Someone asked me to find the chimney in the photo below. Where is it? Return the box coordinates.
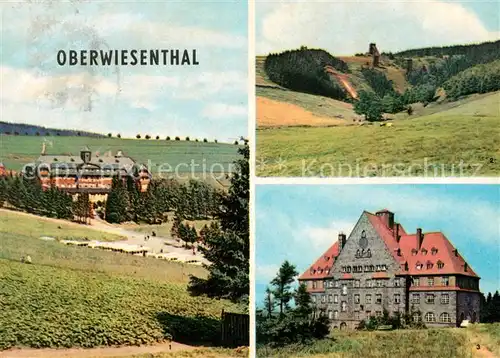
[395,223,400,242]
[416,228,423,250]
[454,249,459,257]
[376,209,394,229]
[339,232,347,250]
[464,263,468,272]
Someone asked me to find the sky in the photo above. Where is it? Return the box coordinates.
[256,0,500,55]
[0,0,248,142]
[255,184,500,306]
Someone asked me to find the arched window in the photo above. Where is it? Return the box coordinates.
[425,312,435,322]
[361,230,366,238]
[340,322,347,330]
[440,312,451,323]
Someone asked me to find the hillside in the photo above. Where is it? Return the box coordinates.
[0,210,243,351]
[0,121,105,138]
[256,41,500,128]
[257,92,500,176]
[0,136,242,187]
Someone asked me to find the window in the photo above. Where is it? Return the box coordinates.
[335,280,340,288]
[425,312,436,322]
[354,311,360,320]
[381,265,387,271]
[321,295,326,303]
[328,310,333,320]
[426,294,435,304]
[354,294,360,304]
[366,310,371,317]
[440,312,451,323]
[376,265,381,271]
[328,294,333,303]
[376,311,382,317]
[334,310,339,319]
[413,278,420,286]
[413,312,421,322]
[394,294,401,304]
[341,301,347,312]
[416,262,423,270]
[312,281,317,289]
[369,264,374,271]
[412,293,420,304]
[442,277,450,286]
[366,279,372,288]
[431,248,438,255]
[334,294,338,303]
[441,294,449,304]
[427,262,433,269]
[342,285,347,295]
[354,280,360,288]
[364,265,370,272]
[422,249,428,256]
[376,294,382,304]
[366,294,372,304]
[428,277,434,286]
[394,278,400,287]
[312,295,317,303]
[376,280,384,287]
[346,266,352,273]
[437,261,444,269]
[325,269,330,275]
[411,249,418,256]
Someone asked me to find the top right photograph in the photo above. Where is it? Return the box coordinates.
[255,1,500,177]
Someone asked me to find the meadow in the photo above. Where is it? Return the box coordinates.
[256,324,500,358]
[0,136,241,184]
[257,92,500,177]
[0,211,243,351]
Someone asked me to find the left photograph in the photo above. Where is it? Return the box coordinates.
[0,1,249,357]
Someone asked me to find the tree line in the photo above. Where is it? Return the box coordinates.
[264,47,349,100]
[442,60,500,99]
[480,291,500,323]
[256,261,330,347]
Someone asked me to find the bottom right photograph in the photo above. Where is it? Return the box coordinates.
[255,184,499,358]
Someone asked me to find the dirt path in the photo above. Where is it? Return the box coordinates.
[473,345,496,358]
[0,208,208,264]
[0,342,198,358]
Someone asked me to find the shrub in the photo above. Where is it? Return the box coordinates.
[136,134,141,139]
[117,134,121,138]
[214,139,218,143]
[203,138,208,143]
[234,140,239,145]
[185,137,190,141]
[175,136,180,141]
[156,135,160,140]
[107,133,112,138]
[145,135,151,140]
[166,136,171,141]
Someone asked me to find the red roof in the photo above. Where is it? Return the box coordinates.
[299,241,339,280]
[372,272,390,279]
[300,209,479,283]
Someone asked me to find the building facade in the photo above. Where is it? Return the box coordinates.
[299,209,481,329]
[24,146,151,201]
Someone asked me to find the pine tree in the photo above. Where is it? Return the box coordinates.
[105,176,129,223]
[264,287,275,318]
[354,90,384,121]
[188,143,249,302]
[271,260,299,315]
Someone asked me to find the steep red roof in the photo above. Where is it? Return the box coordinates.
[398,232,479,278]
[299,241,339,280]
[300,209,479,285]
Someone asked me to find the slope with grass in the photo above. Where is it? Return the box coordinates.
[257,324,500,358]
[0,136,241,187]
[0,211,243,351]
[257,92,500,176]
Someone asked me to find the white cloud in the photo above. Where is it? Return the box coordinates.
[257,0,499,55]
[202,103,247,119]
[300,220,354,250]
[255,264,281,284]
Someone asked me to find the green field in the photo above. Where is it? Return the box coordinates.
[125,219,213,239]
[257,92,500,177]
[257,324,500,358]
[0,211,243,350]
[0,136,242,180]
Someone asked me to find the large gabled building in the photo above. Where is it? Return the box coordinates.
[23,146,151,201]
[299,209,481,330]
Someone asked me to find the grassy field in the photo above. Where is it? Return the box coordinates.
[0,209,125,242]
[0,211,243,350]
[257,92,500,177]
[257,324,500,358]
[0,136,241,181]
